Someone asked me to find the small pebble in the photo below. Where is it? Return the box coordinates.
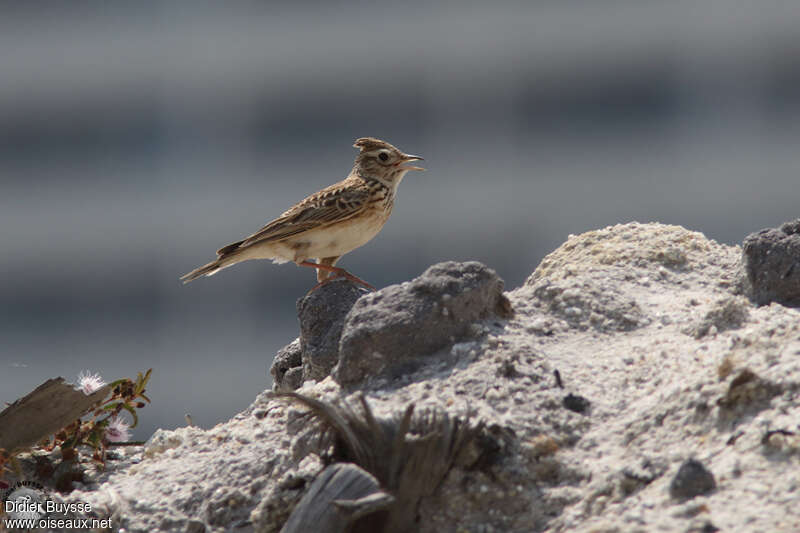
[669,459,716,500]
[563,393,591,414]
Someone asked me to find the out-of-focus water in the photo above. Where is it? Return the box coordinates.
[2,2,799,439]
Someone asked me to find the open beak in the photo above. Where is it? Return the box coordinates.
[397,153,425,172]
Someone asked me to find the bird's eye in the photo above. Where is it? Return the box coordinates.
[378,152,389,162]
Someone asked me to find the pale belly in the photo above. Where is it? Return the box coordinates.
[263,211,389,263]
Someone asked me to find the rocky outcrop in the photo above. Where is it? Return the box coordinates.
[270,339,302,392]
[297,281,367,382]
[335,261,513,386]
[272,261,513,389]
[31,222,800,533]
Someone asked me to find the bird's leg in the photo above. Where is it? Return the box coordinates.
[305,256,342,293]
[315,256,340,282]
[298,260,376,292]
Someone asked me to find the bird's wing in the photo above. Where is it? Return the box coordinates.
[216,181,370,256]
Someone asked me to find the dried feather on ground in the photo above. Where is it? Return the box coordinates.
[274,391,490,533]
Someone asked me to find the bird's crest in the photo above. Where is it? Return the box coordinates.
[353,137,398,153]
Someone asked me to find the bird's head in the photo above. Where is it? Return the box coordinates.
[352,137,424,187]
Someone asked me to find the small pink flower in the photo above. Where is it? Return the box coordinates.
[105,416,131,443]
[76,370,106,395]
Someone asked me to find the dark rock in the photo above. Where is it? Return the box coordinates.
[562,393,590,414]
[297,280,369,381]
[270,339,303,391]
[669,459,716,500]
[742,220,800,306]
[333,261,513,386]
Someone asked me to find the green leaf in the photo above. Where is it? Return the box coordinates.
[135,369,152,394]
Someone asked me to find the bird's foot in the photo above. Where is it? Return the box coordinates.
[299,261,376,293]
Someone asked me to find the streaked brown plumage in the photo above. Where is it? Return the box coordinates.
[180,137,423,289]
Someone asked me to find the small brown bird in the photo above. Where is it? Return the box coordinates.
[180,137,424,290]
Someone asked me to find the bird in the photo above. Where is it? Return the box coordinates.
[180,137,424,290]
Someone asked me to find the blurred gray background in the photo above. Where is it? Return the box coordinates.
[2,2,799,440]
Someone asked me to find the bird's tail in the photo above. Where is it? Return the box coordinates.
[180,258,230,284]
